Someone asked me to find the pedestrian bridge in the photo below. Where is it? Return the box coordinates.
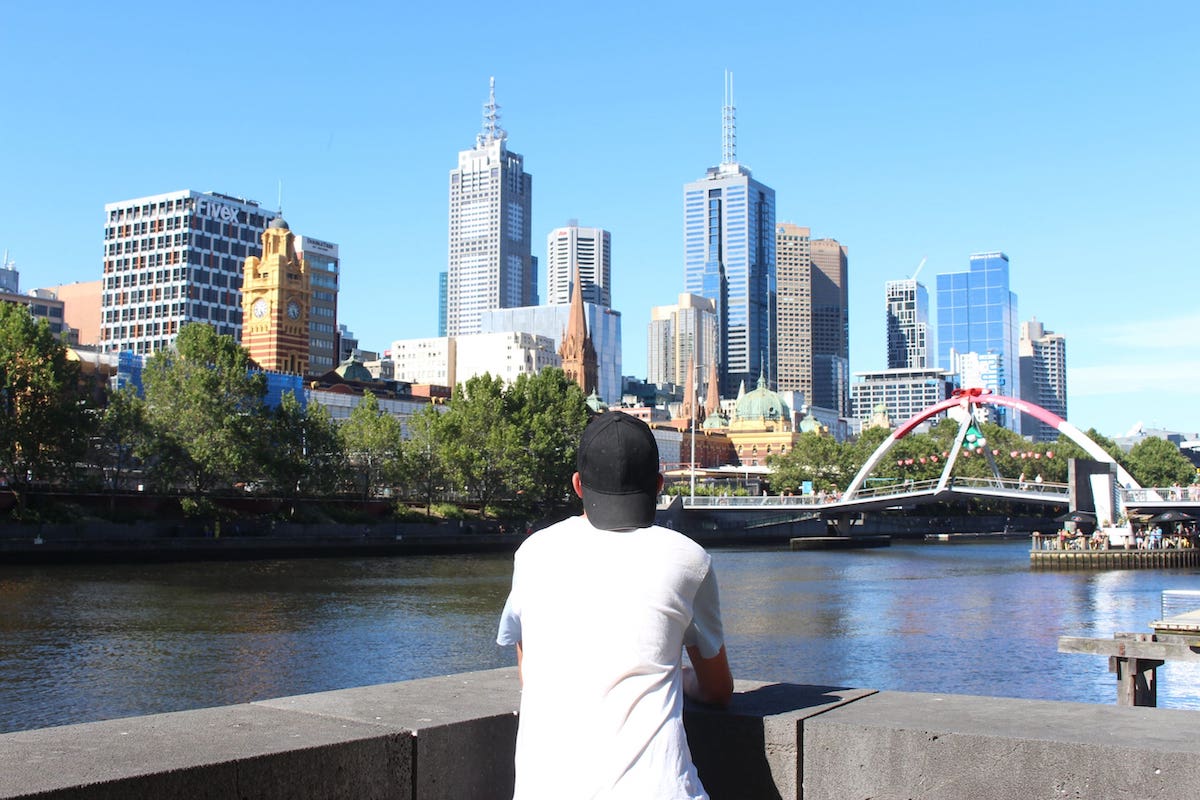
[677,388,1199,519]
[679,481,1200,516]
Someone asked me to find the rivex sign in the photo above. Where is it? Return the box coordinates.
[195,198,241,223]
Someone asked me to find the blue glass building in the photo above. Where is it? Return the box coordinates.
[684,163,776,397]
[935,252,1020,428]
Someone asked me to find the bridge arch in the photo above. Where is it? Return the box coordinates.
[842,389,1138,500]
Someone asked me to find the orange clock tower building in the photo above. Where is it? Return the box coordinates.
[241,216,311,375]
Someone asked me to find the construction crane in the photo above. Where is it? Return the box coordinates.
[910,256,927,281]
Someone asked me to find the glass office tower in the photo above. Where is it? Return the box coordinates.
[936,252,1019,429]
[683,73,776,398]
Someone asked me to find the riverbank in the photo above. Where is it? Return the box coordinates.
[0,511,1063,563]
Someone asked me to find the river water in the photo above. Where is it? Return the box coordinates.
[1,540,1198,734]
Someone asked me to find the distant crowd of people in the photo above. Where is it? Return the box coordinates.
[1033,525,1198,551]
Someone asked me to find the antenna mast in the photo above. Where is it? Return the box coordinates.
[478,76,506,147]
[721,70,737,165]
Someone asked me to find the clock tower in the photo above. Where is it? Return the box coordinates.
[241,216,311,375]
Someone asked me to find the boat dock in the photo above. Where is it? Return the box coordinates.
[1030,548,1199,569]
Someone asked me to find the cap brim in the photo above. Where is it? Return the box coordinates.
[581,485,656,531]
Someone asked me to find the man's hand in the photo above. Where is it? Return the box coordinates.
[683,645,733,708]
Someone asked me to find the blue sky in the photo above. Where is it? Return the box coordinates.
[2,2,1197,438]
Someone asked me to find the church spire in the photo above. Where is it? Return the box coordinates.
[559,263,598,395]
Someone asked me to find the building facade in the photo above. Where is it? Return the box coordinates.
[295,236,339,373]
[388,331,560,391]
[241,218,311,375]
[810,238,849,415]
[480,304,622,404]
[646,293,719,395]
[683,81,776,397]
[1019,317,1068,442]
[774,224,812,400]
[886,277,930,369]
[101,190,271,354]
[446,79,536,336]
[850,367,956,429]
[936,252,1020,429]
[546,222,610,307]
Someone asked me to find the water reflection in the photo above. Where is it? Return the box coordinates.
[1,542,1197,734]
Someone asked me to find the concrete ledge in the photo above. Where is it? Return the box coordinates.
[0,703,411,800]
[4,671,1200,799]
[803,690,1200,800]
[685,680,875,800]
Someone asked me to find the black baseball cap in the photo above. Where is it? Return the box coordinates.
[576,413,661,531]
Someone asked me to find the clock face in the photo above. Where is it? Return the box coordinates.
[252,299,268,318]
[287,300,301,320]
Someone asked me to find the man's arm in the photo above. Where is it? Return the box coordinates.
[683,644,733,708]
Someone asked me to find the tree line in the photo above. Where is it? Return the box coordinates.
[1,308,589,519]
[2,303,1194,521]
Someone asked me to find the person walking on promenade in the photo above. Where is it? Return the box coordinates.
[497,412,733,799]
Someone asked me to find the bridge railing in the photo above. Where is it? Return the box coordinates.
[1124,486,1200,503]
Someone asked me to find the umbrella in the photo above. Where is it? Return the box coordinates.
[1054,510,1096,524]
[1149,510,1195,524]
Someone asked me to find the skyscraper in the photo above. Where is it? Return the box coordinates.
[101,190,270,354]
[295,235,339,373]
[683,73,776,397]
[646,293,719,390]
[546,222,611,307]
[1019,317,1068,442]
[886,277,930,369]
[810,238,849,415]
[774,224,811,401]
[446,78,535,336]
[936,252,1019,428]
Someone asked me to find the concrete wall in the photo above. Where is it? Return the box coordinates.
[2,669,1198,799]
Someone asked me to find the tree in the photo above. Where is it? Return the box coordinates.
[1126,437,1196,489]
[259,391,346,497]
[766,432,848,494]
[93,385,146,492]
[339,390,403,500]
[440,374,522,516]
[506,368,589,515]
[400,404,449,514]
[0,303,88,497]
[140,323,266,494]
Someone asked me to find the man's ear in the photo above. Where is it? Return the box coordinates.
[657,473,665,493]
[572,472,585,498]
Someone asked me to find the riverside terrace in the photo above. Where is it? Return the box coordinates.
[1,668,1198,799]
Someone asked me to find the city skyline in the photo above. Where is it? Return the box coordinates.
[3,3,1199,436]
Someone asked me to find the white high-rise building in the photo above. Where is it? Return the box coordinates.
[101,190,271,354]
[1019,318,1068,441]
[388,332,559,390]
[546,221,610,307]
[646,293,719,389]
[446,78,535,336]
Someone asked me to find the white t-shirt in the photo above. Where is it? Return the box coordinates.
[496,515,724,800]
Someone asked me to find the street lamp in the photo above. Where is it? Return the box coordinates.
[690,376,698,499]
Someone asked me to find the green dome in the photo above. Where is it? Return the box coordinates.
[334,359,373,382]
[585,390,608,413]
[702,410,728,430]
[732,374,790,425]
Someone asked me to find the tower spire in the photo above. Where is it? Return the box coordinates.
[721,70,737,165]
[478,76,506,147]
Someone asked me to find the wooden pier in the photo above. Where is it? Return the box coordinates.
[1030,547,1199,570]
